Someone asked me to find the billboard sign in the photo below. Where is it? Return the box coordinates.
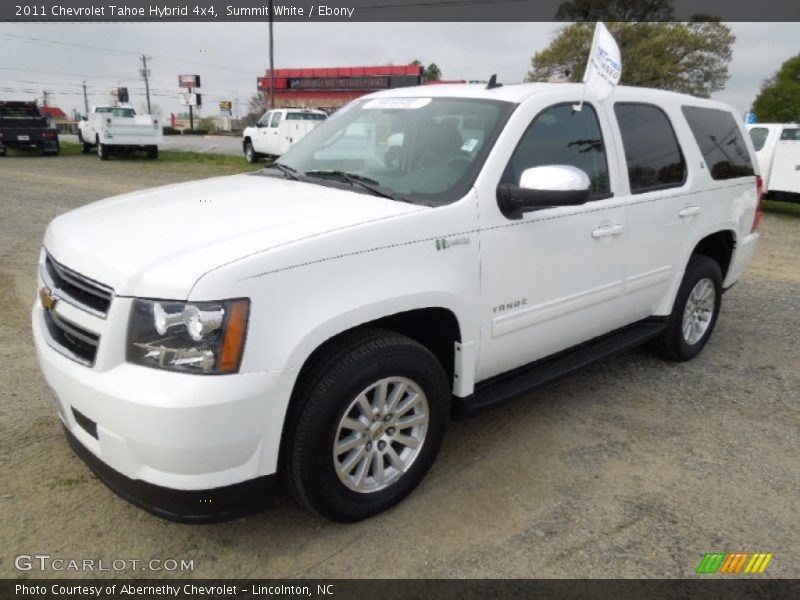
[178,74,201,88]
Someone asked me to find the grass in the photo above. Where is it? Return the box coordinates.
[763,199,800,217]
[58,141,264,169]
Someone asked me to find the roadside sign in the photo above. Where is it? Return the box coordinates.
[179,93,202,107]
[219,100,232,114]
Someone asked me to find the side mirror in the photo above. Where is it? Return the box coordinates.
[497,165,591,219]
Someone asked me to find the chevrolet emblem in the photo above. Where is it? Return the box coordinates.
[39,287,58,311]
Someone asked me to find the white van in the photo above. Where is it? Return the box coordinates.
[34,83,761,522]
[748,123,800,201]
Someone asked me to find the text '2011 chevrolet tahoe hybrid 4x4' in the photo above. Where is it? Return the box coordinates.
[33,83,762,522]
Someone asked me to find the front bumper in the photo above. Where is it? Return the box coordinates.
[63,425,276,522]
[32,290,299,520]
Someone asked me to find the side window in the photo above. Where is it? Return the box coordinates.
[681,106,755,180]
[270,112,283,128]
[749,127,769,151]
[780,128,800,141]
[614,103,686,194]
[258,112,271,127]
[503,104,611,198]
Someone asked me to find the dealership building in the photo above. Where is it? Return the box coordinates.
[257,65,459,112]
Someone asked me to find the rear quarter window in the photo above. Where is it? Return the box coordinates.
[682,106,755,180]
[749,127,769,151]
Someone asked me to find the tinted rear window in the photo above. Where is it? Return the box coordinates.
[682,106,754,180]
[749,127,769,151]
[614,103,686,194]
[780,128,800,141]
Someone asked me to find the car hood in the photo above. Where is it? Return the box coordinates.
[44,173,425,298]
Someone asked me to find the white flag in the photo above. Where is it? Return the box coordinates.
[582,22,622,101]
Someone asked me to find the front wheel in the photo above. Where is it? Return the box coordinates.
[97,141,108,160]
[78,132,91,153]
[651,255,722,361]
[282,329,450,522]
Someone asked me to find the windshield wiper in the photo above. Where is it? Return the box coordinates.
[303,170,414,203]
[271,163,303,181]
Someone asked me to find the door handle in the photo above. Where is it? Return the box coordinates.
[592,224,624,238]
[678,205,701,218]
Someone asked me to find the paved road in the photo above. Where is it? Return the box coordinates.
[1,152,798,579]
[61,133,244,156]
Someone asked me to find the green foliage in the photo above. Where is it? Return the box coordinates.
[527,20,734,98]
[412,59,443,81]
[751,54,800,123]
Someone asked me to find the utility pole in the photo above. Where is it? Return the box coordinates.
[82,81,89,114]
[42,90,50,107]
[268,0,275,109]
[140,54,152,113]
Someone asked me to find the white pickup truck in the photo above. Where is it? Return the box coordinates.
[242,108,326,162]
[34,83,761,523]
[78,105,163,160]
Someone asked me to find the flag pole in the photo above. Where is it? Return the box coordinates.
[574,22,601,113]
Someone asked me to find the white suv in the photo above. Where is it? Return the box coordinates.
[33,83,761,522]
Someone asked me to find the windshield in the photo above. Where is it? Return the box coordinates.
[95,107,135,117]
[275,96,514,205]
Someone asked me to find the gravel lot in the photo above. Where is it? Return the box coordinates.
[1,152,798,579]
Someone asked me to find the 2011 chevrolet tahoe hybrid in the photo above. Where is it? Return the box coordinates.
[32,83,761,522]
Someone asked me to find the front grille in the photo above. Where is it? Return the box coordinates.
[43,253,113,317]
[43,309,100,366]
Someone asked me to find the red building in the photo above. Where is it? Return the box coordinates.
[257,65,458,111]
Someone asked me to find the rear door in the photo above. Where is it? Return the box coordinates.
[264,110,284,155]
[608,102,691,321]
[252,111,273,154]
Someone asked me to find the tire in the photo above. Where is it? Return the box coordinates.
[651,254,723,361]
[244,141,258,164]
[97,140,108,160]
[282,329,450,522]
[0,148,6,157]
[147,146,158,159]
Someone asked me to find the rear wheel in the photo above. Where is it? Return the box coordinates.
[78,132,91,153]
[97,139,108,160]
[282,329,450,522]
[146,145,158,159]
[244,141,258,164]
[651,255,722,361]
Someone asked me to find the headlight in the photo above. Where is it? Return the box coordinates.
[127,298,249,374]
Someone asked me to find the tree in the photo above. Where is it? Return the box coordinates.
[411,59,443,82]
[527,2,734,98]
[751,54,800,123]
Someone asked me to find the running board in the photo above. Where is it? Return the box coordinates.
[452,319,667,420]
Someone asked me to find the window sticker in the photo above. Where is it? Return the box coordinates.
[363,98,432,110]
[461,138,479,152]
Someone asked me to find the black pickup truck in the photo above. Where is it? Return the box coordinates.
[0,100,60,156]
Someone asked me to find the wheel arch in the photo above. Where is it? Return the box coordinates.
[690,228,736,281]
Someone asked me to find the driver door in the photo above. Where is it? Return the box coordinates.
[477,101,628,381]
